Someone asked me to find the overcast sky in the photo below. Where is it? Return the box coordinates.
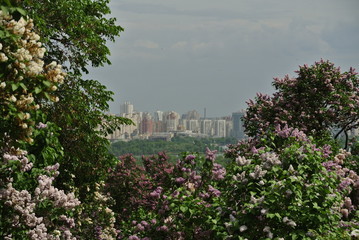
[88,0,359,117]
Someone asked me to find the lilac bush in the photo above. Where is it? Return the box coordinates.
[107,150,228,239]
[223,125,357,239]
[244,60,359,145]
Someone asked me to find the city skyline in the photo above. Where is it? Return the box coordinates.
[89,0,359,117]
[116,100,241,119]
[107,101,245,140]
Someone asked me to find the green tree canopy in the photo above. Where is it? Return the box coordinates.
[19,0,123,74]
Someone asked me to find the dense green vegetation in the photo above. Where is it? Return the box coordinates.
[110,136,237,156]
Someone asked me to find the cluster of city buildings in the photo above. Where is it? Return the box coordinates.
[106,101,246,141]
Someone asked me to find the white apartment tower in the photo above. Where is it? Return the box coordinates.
[154,110,164,122]
[214,119,226,138]
[120,101,134,116]
[200,119,213,136]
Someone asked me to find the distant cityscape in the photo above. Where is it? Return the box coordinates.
[106,101,246,141]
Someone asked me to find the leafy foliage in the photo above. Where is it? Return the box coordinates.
[20,0,123,74]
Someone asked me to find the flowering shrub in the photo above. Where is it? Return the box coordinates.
[0,9,81,239]
[223,125,357,239]
[243,60,359,143]
[106,150,228,239]
[0,9,65,144]
[106,154,156,222]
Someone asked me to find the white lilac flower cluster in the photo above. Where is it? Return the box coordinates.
[234,153,280,182]
[282,216,297,228]
[0,164,80,240]
[260,152,281,170]
[35,174,80,209]
[3,147,32,172]
[0,10,66,142]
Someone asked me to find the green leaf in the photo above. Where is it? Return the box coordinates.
[34,87,42,94]
[180,206,188,213]
[19,82,27,90]
[291,234,298,240]
[15,7,26,16]
[189,208,194,216]
[11,83,19,91]
[43,92,50,100]
[43,80,51,87]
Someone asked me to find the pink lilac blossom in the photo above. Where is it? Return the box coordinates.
[208,185,221,197]
[212,163,226,180]
[149,187,163,199]
[175,177,186,184]
[205,148,217,162]
[36,122,47,129]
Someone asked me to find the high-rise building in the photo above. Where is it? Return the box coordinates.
[187,119,200,133]
[164,111,180,132]
[200,119,213,136]
[214,119,226,137]
[154,110,164,122]
[140,113,153,135]
[120,101,134,116]
[226,119,233,138]
[232,111,245,139]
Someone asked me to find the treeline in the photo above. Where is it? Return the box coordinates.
[110,136,237,156]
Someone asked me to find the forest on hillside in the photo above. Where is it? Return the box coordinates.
[110,136,237,156]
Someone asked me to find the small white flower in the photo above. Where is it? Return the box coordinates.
[287,220,297,227]
[351,229,359,237]
[239,225,248,232]
[48,61,57,68]
[261,209,268,215]
[0,82,6,88]
[288,164,295,172]
[24,113,30,120]
[0,52,8,62]
[9,95,17,102]
[263,226,270,232]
